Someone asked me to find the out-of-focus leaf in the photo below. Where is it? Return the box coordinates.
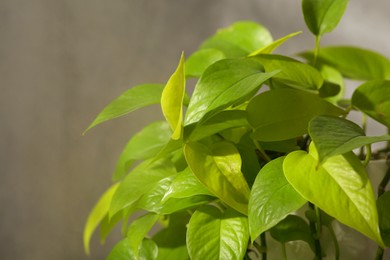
[84,84,164,133]
[377,191,390,246]
[185,48,225,78]
[187,205,249,260]
[161,52,185,140]
[107,238,158,260]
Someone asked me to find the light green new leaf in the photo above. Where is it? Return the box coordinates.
[200,21,273,58]
[377,191,390,246]
[83,183,119,255]
[127,213,159,259]
[107,238,158,260]
[186,48,226,78]
[109,160,176,217]
[254,54,323,90]
[309,115,390,163]
[84,84,164,134]
[352,80,390,127]
[249,157,306,241]
[283,146,384,246]
[184,141,250,215]
[162,168,214,201]
[249,31,302,56]
[113,121,172,180]
[187,205,249,260]
[185,110,249,142]
[185,58,279,125]
[161,52,186,140]
[301,46,390,80]
[246,89,345,141]
[302,0,348,36]
[270,215,315,253]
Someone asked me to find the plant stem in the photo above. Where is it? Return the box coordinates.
[254,140,272,162]
[378,159,390,198]
[281,243,287,260]
[315,206,322,237]
[375,246,384,260]
[313,36,321,67]
[327,224,340,260]
[362,144,372,167]
[359,114,368,159]
[261,232,267,260]
[308,203,322,259]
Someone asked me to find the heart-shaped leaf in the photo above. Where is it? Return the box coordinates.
[113,121,172,180]
[186,48,225,78]
[184,141,250,215]
[309,115,390,163]
[302,0,348,36]
[200,21,273,58]
[283,146,384,246]
[187,205,249,260]
[352,80,390,127]
[246,89,345,141]
[161,52,186,140]
[249,31,302,56]
[301,46,390,80]
[185,58,279,125]
[84,84,164,134]
[249,157,306,241]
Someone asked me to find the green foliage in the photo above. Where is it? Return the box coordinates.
[84,1,390,258]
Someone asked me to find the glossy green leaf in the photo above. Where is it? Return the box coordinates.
[309,115,390,163]
[84,84,164,134]
[270,215,315,252]
[184,141,250,214]
[302,0,348,36]
[113,121,172,180]
[377,191,390,246]
[246,89,345,141]
[127,213,159,258]
[187,205,249,260]
[109,160,176,217]
[254,54,323,90]
[185,110,249,142]
[161,52,185,140]
[301,46,390,80]
[185,58,279,125]
[352,80,390,127]
[249,157,306,240]
[236,134,262,187]
[249,31,302,56]
[153,213,190,260]
[162,168,214,201]
[186,48,225,78]
[283,146,384,246]
[200,21,273,58]
[83,183,119,255]
[107,238,158,260]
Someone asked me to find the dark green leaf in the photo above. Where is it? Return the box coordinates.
[260,139,299,153]
[318,65,345,104]
[283,145,384,246]
[107,238,158,260]
[187,205,249,260]
[113,121,172,180]
[377,191,390,246]
[200,21,273,58]
[84,84,164,134]
[246,89,345,141]
[249,157,306,240]
[83,183,119,255]
[301,46,390,80]
[254,54,323,90]
[161,52,185,140]
[352,80,390,127]
[305,209,334,227]
[309,115,390,163]
[270,215,315,252]
[184,141,250,215]
[185,58,279,125]
[302,0,348,36]
[186,48,225,78]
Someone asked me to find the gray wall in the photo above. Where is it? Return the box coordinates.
[1,0,389,259]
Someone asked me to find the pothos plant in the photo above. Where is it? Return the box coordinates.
[83,0,390,259]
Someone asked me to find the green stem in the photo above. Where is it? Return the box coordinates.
[281,243,287,260]
[375,246,384,260]
[327,224,340,260]
[387,128,390,151]
[359,114,368,159]
[315,206,322,237]
[308,203,322,259]
[313,36,321,67]
[261,233,267,260]
[378,160,390,198]
[363,144,372,168]
[254,140,272,162]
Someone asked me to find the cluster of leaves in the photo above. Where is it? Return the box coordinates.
[84,0,390,259]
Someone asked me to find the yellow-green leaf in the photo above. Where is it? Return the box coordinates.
[249,31,302,56]
[161,52,186,140]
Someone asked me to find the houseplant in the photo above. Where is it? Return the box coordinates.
[83,0,390,259]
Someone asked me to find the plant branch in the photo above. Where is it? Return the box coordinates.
[261,233,267,260]
[308,203,322,259]
[378,158,390,197]
[327,224,340,260]
[254,140,272,162]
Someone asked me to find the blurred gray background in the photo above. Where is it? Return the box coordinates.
[1,0,389,259]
